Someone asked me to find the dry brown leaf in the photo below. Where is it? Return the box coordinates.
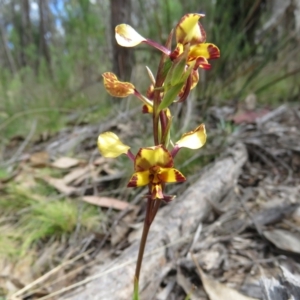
[29,151,50,167]
[263,229,300,254]
[63,166,91,185]
[73,166,98,186]
[192,255,258,300]
[42,175,77,196]
[232,109,270,124]
[82,196,134,211]
[93,156,111,166]
[111,210,139,246]
[51,157,80,169]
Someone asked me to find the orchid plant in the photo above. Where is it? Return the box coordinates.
[97,13,220,298]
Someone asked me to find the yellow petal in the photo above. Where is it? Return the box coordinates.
[176,13,205,45]
[127,170,150,187]
[135,145,173,171]
[102,72,135,97]
[115,24,146,47]
[158,167,186,183]
[176,124,206,149]
[189,43,220,60]
[97,132,130,158]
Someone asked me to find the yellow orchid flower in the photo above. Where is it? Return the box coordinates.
[170,14,220,68]
[127,145,185,199]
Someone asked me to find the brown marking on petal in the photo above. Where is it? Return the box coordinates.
[198,22,206,43]
[158,146,174,168]
[194,57,211,70]
[174,170,186,182]
[207,44,220,59]
[170,45,182,61]
[127,174,138,187]
[180,123,205,139]
[178,74,192,102]
[146,84,155,99]
[134,148,152,171]
[142,104,152,114]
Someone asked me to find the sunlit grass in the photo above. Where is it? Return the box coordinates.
[0,181,103,259]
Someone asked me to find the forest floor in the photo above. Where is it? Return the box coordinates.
[1,102,300,300]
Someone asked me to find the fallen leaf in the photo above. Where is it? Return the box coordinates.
[63,166,91,185]
[192,255,258,300]
[40,175,77,196]
[51,157,80,169]
[232,109,270,124]
[29,151,50,167]
[263,229,300,254]
[82,196,134,211]
[93,156,111,166]
[111,210,139,246]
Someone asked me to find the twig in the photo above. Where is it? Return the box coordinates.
[256,105,287,126]
[186,222,203,256]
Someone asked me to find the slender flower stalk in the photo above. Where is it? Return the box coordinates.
[97,13,219,298]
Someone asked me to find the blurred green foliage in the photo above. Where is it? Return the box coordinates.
[0,0,299,141]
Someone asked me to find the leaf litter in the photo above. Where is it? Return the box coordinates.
[0,104,300,299]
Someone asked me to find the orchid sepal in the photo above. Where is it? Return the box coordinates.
[115,24,170,55]
[175,124,207,150]
[97,132,131,158]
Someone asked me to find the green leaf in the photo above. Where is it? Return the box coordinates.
[158,82,184,111]
[161,58,172,80]
[171,45,189,86]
